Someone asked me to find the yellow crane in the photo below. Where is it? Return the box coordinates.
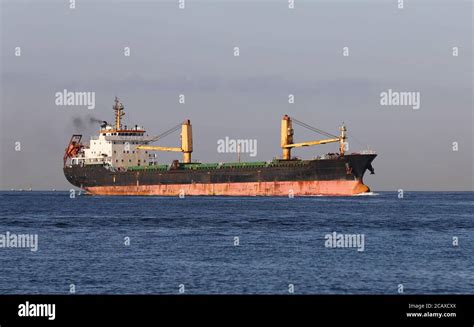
[137,115,345,163]
[280,115,347,160]
[136,120,193,163]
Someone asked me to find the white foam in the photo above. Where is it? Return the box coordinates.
[352,192,379,196]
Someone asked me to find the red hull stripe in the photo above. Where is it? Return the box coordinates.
[85,180,370,196]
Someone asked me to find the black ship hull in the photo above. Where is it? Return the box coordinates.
[63,154,376,196]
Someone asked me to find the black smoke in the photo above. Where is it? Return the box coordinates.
[72,115,104,130]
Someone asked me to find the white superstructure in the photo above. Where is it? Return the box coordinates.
[69,98,157,168]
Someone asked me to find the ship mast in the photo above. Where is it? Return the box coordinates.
[113,96,125,130]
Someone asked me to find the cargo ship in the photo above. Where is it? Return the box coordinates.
[63,98,376,196]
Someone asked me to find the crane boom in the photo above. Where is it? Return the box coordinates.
[136,146,182,152]
[136,120,193,163]
[282,137,340,149]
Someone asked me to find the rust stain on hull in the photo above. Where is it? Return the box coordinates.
[85,180,370,196]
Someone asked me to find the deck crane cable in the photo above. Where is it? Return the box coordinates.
[292,118,339,139]
[146,123,182,144]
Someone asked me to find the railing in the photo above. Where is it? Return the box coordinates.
[90,135,156,142]
[358,149,377,154]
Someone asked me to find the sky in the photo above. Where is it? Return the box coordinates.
[0,0,472,191]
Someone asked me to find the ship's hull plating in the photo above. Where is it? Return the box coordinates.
[84,180,370,196]
[63,154,376,196]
